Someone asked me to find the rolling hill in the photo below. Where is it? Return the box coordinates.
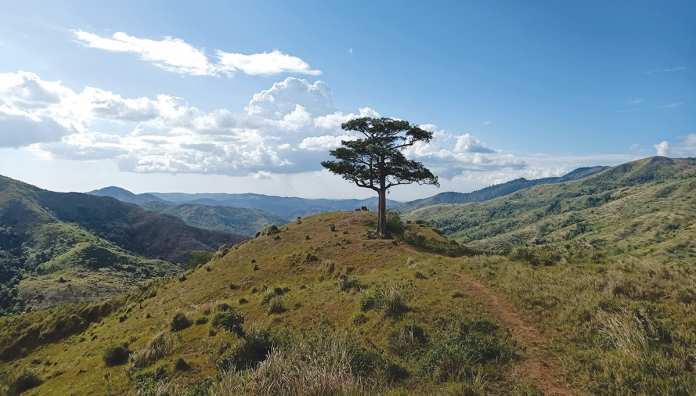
[2,208,695,395]
[140,202,288,237]
[0,176,247,314]
[87,186,171,205]
[395,166,609,214]
[405,156,696,265]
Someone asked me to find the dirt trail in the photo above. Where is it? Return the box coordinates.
[447,270,577,396]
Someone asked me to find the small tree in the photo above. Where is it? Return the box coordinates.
[321,117,439,237]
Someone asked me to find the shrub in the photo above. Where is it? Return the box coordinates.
[337,274,363,292]
[215,303,232,312]
[195,317,209,325]
[388,322,429,356]
[386,210,404,235]
[267,298,286,315]
[7,366,42,395]
[422,331,515,381]
[188,250,213,268]
[218,327,273,371]
[211,310,245,337]
[174,357,189,371]
[359,286,410,318]
[130,331,174,369]
[102,340,129,366]
[170,313,192,332]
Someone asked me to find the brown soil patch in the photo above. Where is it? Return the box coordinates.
[448,270,577,396]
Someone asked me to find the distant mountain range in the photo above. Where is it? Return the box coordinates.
[0,176,247,314]
[141,202,287,237]
[87,186,170,205]
[88,188,402,222]
[395,166,609,213]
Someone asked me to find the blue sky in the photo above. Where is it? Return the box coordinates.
[0,1,694,200]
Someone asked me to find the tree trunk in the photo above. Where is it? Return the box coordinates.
[376,188,387,237]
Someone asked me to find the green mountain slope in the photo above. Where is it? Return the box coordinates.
[0,176,248,315]
[141,202,287,237]
[405,157,696,264]
[396,166,608,214]
[2,210,696,395]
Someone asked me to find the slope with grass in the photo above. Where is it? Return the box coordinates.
[0,176,247,314]
[2,208,695,395]
[0,211,568,396]
[141,202,288,237]
[406,157,696,264]
[396,166,608,214]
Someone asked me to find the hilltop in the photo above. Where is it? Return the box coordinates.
[2,203,695,395]
[88,186,170,205]
[0,176,247,314]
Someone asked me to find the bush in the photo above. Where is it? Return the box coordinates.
[7,366,42,395]
[388,322,429,356]
[337,274,363,292]
[102,340,129,366]
[130,331,174,369]
[267,298,286,315]
[386,210,404,235]
[359,286,410,318]
[170,313,192,332]
[218,327,273,371]
[422,330,515,381]
[211,310,245,337]
[188,250,213,268]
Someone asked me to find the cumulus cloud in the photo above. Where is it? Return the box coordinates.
[655,141,669,156]
[246,78,335,119]
[0,72,378,175]
[454,134,496,154]
[3,71,638,191]
[74,30,321,77]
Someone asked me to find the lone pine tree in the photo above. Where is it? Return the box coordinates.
[321,117,439,237]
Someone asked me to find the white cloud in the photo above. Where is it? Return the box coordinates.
[74,30,321,77]
[298,134,356,151]
[217,50,321,77]
[660,102,684,109]
[3,71,652,193]
[480,121,491,126]
[246,78,335,118]
[654,141,669,156]
[641,66,687,74]
[626,99,643,105]
[250,171,274,180]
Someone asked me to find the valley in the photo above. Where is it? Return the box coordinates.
[1,156,695,395]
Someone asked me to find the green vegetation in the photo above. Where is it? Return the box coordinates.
[3,157,696,395]
[140,202,287,237]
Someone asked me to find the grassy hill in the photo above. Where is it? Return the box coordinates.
[1,209,695,395]
[0,176,247,315]
[406,157,696,265]
[396,166,608,214]
[141,202,288,237]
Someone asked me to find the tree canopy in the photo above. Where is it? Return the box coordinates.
[321,117,439,237]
